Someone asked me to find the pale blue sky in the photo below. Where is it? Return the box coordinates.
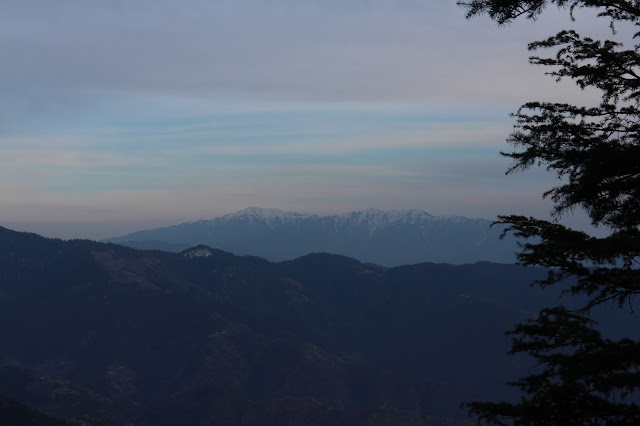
[0,0,619,239]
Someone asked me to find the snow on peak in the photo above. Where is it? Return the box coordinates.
[184,246,213,259]
[381,209,435,224]
[329,209,440,235]
[336,209,435,226]
[199,207,476,231]
[217,207,313,226]
[236,207,286,218]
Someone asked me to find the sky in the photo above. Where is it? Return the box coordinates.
[0,0,624,239]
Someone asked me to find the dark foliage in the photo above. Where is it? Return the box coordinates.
[458,0,640,424]
[459,1,640,26]
[468,308,640,425]
[0,394,70,426]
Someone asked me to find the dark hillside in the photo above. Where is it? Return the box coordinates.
[0,393,70,426]
[0,226,577,424]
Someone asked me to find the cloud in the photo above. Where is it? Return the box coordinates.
[0,0,607,103]
[1,149,141,168]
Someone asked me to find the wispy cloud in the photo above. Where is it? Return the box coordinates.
[1,1,615,238]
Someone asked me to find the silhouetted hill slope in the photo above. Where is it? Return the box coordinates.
[0,225,573,424]
[0,366,133,425]
[104,207,519,265]
[0,393,70,426]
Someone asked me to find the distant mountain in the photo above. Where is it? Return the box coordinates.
[104,207,518,265]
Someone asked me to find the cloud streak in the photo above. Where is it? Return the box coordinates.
[1,1,617,239]
[0,0,601,102]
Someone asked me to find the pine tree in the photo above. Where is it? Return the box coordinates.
[457,1,640,424]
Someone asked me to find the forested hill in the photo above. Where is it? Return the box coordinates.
[0,225,596,425]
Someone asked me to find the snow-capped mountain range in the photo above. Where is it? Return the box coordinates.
[104,207,518,266]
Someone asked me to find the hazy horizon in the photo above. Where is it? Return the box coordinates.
[2,1,620,240]
[4,205,503,240]
[4,203,606,241]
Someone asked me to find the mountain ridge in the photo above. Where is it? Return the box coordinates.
[104,207,517,266]
[1,225,633,424]
[2,224,525,423]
